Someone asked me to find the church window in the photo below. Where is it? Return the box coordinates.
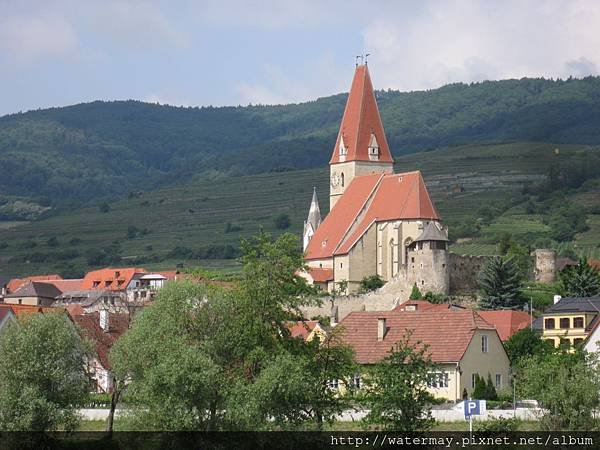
[341,173,345,187]
[421,280,424,285]
[340,263,343,268]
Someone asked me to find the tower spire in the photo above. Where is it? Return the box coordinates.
[303,187,322,251]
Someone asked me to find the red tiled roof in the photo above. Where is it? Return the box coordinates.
[309,267,334,283]
[339,309,495,364]
[477,310,532,341]
[305,173,382,260]
[0,304,56,318]
[589,260,600,271]
[71,312,129,369]
[305,171,439,259]
[7,274,63,293]
[330,65,393,164]
[44,279,83,293]
[81,267,146,291]
[288,320,320,340]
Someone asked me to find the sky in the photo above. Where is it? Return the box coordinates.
[1,0,600,116]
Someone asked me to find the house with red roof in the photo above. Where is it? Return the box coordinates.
[302,64,448,296]
[288,320,327,342]
[71,311,129,393]
[6,274,64,293]
[338,308,510,401]
[477,310,532,341]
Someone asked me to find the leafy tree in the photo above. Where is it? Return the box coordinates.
[498,232,512,255]
[0,312,89,431]
[517,350,600,430]
[273,213,291,230]
[504,327,552,364]
[478,256,525,310]
[409,283,423,300]
[362,330,436,432]
[559,258,600,297]
[46,236,59,247]
[359,274,385,293]
[99,202,110,213]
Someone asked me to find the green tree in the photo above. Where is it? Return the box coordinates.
[485,374,497,401]
[559,258,600,297]
[471,374,487,400]
[517,350,600,430]
[409,283,423,300]
[504,327,552,364]
[478,256,524,310]
[362,330,436,432]
[273,213,291,230]
[0,312,89,431]
[359,274,385,293]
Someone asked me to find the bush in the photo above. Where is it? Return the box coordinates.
[99,203,110,213]
[360,274,385,292]
[474,417,521,432]
[47,237,59,247]
[274,213,291,230]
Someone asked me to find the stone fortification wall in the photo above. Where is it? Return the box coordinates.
[448,253,489,295]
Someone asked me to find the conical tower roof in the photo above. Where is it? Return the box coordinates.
[330,64,394,164]
[306,187,321,230]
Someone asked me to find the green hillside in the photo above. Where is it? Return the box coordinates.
[3,76,600,217]
[1,142,598,277]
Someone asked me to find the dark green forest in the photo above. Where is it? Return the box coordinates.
[2,76,600,213]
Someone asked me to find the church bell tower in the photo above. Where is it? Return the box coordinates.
[329,63,394,210]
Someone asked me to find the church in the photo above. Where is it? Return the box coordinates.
[302,64,450,295]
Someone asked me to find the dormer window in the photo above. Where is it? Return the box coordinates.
[339,136,347,161]
[368,133,379,161]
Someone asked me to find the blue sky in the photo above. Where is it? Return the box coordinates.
[1,0,600,116]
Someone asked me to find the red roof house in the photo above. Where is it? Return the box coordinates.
[477,310,532,341]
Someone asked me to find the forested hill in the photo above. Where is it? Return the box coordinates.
[2,76,600,206]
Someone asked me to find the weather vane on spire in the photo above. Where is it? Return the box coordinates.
[355,53,371,67]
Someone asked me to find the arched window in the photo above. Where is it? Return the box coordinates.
[341,173,345,187]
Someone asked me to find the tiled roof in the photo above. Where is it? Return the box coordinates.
[305,171,439,259]
[71,312,129,369]
[288,320,320,340]
[81,267,146,291]
[309,267,334,283]
[477,310,532,341]
[330,65,393,164]
[0,304,56,318]
[589,260,600,271]
[7,274,62,293]
[339,309,494,364]
[44,279,83,293]
[4,281,62,299]
[544,296,600,314]
[393,300,461,312]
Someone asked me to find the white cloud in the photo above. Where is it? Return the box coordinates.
[362,0,600,91]
[234,54,346,105]
[0,12,78,64]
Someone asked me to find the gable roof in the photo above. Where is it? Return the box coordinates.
[288,320,320,340]
[393,300,464,312]
[330,64,393,164]
[4,281,62,299]
[477,310,532,341]
[7,274,63,293]
[81,267,146,291]
[544,296,600,315]
[308,267,334,283]
[305,171,439,259]
[339,309,495,364]
[71,312,129,369]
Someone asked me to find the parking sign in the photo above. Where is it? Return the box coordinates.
[464,400,481,419]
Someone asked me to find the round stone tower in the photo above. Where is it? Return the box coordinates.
[532,249,556,283]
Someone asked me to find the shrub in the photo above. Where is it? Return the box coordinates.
[360,274,385,292]
[274,213,291,230]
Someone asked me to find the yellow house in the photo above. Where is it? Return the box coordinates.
[540,296,600,347]
[338,308,510,401]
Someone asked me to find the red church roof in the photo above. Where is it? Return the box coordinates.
[305,171,439,260]
[330,64,393,164]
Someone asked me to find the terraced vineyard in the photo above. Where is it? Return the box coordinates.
[0,141,598,276]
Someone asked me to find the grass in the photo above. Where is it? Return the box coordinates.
[0,141,598,276]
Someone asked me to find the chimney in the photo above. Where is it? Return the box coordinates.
[100,310,109,332]
[553,295,562,305]
[377,317,386,341]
